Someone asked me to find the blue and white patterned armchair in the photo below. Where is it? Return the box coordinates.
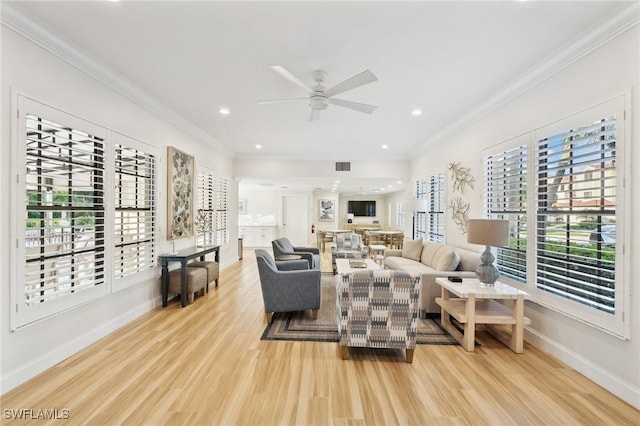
[331,233,367,273]
[336,270,420,363]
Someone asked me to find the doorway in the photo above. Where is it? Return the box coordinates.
[282,195,309,246]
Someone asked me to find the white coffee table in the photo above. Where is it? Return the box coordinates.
[335,258,380,274]
[435,277,531,353]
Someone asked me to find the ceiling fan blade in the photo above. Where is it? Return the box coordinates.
[324,70,378,97]
[256,97,307,104]
[309,109,321,122]
[328,98,377,114]
[270,66,314,93]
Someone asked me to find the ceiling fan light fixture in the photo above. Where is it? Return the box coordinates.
[309,95,328,110]
[259,66,378,120]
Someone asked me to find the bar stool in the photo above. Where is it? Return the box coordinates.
[168,267,207,304]
[189,261,220,293]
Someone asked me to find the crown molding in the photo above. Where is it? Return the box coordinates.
[1,2,233,157]
[413,2,640,156]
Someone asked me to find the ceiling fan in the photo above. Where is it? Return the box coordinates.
[257,66,378,121]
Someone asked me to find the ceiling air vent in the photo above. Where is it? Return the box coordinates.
[335,162,351,172]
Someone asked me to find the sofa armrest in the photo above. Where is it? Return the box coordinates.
[385,249,402,258]
[294,246,320,255]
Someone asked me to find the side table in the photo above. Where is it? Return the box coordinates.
[435,277,531,353]
[368,244,387,266]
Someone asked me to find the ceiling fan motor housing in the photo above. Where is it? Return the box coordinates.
[309,95,328,110]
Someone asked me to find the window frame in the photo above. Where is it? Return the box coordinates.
[112,132,158,291]
[12,96,110,328]
[482,94,630,338]
[11,95,160,329]
[413,172,445,243]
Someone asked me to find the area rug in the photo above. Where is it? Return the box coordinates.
[261,273,459,345]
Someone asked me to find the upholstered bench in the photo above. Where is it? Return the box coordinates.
[189,261,220,292]
[168,267,207,304]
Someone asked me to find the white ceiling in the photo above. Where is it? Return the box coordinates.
[6,0,630,194]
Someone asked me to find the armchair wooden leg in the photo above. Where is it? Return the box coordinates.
[188,293,195,304]
[406,348,414,363]
[311,309,318,320]
[341,346,349,360]
[265,312,273,323]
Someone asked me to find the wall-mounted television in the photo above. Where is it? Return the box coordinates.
[348,200,376,217]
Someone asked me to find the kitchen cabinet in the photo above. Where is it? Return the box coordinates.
[238,225,276,247]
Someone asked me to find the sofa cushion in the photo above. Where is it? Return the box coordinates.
[401,237,423,261]
[385,256,431,272]
[457,248,482,272]
[432,245,460,271]
[420,242,442,268]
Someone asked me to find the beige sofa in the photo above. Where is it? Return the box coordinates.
[384,239,481,315]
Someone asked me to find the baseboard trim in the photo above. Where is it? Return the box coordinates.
[0,297,161,394]
[524,328,640,410]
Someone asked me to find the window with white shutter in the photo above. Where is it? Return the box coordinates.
[413,178,426,240]
[481,95,628,337]
[413,173,445,242]
[485,144,528,283]
[196,168,229,247]
[535,115,617,314]
[196,169,215,247]
[427,173,445,243]
[215,174,229,245]
[15,98,109,327]
[114,138,156,283]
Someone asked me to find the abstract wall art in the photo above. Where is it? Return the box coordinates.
[167,146,194,239]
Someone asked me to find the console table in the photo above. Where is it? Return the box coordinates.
[159,245,220,307]
[435,277,531,353]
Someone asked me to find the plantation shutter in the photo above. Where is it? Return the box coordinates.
[535,115,616,314]
[214,174,229,245]
[23,113,106,307]
[196,170,215,247]
[427,173,445,243]
[485,145,528,283]
[114,142,156,280]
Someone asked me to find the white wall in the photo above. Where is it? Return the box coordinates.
[1,26,236,392]
[412,25,640,408]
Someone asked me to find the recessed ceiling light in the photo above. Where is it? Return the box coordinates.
[381,144,388,149]
[411,109,422,116]
[396,180,403,184]
[335,180,340,184]
[219,107,230,115]
[255,144,262,149]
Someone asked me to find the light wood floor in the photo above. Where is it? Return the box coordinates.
[2,248,638,425]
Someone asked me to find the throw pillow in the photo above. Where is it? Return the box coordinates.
[433,246,461,271]
[401,238,423,261]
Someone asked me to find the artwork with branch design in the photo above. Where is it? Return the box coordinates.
[448,196,470,234]
[448,161,475,193]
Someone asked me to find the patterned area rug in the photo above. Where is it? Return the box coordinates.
[261,273,458,345]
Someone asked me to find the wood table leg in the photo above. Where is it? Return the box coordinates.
[462,293,476,352]
[510,295,525,353]
[341,346,349,360]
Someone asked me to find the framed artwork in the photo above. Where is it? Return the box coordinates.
[238,199,247,214]
[167,146,194,239]
[318,199,335,222]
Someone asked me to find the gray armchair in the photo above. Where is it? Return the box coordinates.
[255,249,321,322]
[272,237,320,269]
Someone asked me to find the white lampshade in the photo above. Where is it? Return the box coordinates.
[467,219,509,247]
[404,199,427,212]
[346,213,355,220]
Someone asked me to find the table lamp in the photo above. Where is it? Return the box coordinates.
[466,219,509,286]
